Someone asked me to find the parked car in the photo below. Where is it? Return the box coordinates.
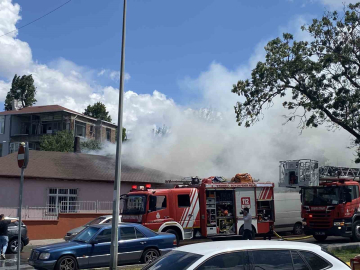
[143,240,350,270]
[6,217,29,254]
[29,223,176,270]
[64,215,121,241]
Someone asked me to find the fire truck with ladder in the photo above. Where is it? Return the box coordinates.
[121,175,275,245]
[279,159,360,241]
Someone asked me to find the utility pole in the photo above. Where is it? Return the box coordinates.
[109,0,127,269]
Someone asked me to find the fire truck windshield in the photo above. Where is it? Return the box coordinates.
[122,195,147,214]
[303,187,341,206]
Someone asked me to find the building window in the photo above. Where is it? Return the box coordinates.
[48,188,78,213]
[106,128,111,141]
[0,116,4,134]
[10,142,20,153]
[90,125,94,137]
[75,122,86,137]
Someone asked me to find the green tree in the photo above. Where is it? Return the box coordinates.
[40,130,74,152]
[5,74,37,110]
[81,139,102,151]
[115,127,127,142]
[84,102,112,122]
[232,3,360,162]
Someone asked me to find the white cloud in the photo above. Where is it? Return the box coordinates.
[97,68,130,82]
[0,0,358,180]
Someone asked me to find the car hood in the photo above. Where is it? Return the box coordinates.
[35,241,87,252]
[67,226,86,234]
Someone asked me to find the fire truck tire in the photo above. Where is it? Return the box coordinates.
[313,235,327,241]
[351,220,360,242]
[165,229,180,246]
[141,248,160,264]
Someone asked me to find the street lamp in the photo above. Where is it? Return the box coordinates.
[109,0,127,269]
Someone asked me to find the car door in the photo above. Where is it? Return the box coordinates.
[196,251,249,270]
[88,228,113,268]
[118,226,146,264]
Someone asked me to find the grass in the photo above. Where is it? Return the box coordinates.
[330,248,360,263]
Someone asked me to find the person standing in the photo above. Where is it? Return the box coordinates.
[0,214,17,259]
[242,207,253,240]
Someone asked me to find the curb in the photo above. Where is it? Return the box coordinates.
[92,264,144,270]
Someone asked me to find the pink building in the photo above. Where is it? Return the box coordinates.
[0,151,179,213]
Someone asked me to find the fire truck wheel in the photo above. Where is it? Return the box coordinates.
[165,229,180,246]
[141,248,160,264]
[313,235,327,241]
[352,220,360,242]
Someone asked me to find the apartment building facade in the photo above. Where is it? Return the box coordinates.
[0,104,117,157]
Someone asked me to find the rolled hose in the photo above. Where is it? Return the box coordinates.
[273,230,313,241]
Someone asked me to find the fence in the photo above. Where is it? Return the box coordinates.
[0,200,116,220]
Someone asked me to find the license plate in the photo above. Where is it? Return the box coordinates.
[28,261,34,266]
[315,232,325,235]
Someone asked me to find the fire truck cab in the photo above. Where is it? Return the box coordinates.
[279,159,360,241]
[121,177,275,244]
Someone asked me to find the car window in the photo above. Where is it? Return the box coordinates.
[120,227,136,240]
[95,229,112,243]
[73,226,100,242]
[197,251,247,270]
[149,195,167,211]
[103,218,112,224]
[291,251,309,270]
[178,194,191,207]
[135,228,145,238]
[144,251,202,270]
[299,251,331,270]
[250,250,293,270]
[86,217,106,226]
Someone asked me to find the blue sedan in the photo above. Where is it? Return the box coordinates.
[28,223,176,270]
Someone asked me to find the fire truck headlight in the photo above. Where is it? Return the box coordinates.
[334,222,345,226]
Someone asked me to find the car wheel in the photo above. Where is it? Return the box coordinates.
[55,256,78,270]
[313,235,327,241]
[165,229,180,246]
[7,239,24,254]
[141,248,160,264]
[293,223,303,235]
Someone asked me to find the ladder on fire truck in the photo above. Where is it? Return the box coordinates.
[279,159,360,187]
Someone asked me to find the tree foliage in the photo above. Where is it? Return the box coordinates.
[84,102,112,122]
[40,130,74,152]
[81,139,102,151]
[232,3,360,162]
[5,74,37,110]
[115,127,127,142]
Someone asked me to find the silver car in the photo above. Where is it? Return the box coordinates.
[64,215,121,241]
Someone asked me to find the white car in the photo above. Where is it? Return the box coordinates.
[143,240,350,270]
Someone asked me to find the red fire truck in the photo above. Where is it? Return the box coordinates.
[279,160,360,241]
[121,176,275,244]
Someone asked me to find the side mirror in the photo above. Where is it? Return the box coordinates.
[91,240,98,245]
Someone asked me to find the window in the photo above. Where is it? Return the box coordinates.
[135,228,145,238]
[0,143,2,158]
[178,194,191,207]
[95,229,112,243]
[75,122,86,137]
[291,251,309,270]
[149,195,167,212]
[120,227,137,240]
[73,227,100,242]
[250,250,293,270]
[0,116,4,134]
[198,251,247,270]
[48,188,78,213]
[106,128,111,141]
[299,251,331,270]
[144,251,202,270]
[348,186,359,200]
[10,142,21,153]
[90,125,94,136]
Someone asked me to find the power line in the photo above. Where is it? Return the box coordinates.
[0,0,73,38]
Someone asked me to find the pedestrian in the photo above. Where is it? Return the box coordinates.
[242,207,253,240]
[0,214,17,260]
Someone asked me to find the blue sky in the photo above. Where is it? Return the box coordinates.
[10,0,329,104]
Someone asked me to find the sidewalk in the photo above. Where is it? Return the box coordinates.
[29,238,64,246]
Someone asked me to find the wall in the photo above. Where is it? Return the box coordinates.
[0,115,11,157]
[0,177,133,207]
[23,213,109,240]
[10,115,21,136]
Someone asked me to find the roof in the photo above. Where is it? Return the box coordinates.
[0,151,182,184]
[0,105,116,127]
[175,240,322,255]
